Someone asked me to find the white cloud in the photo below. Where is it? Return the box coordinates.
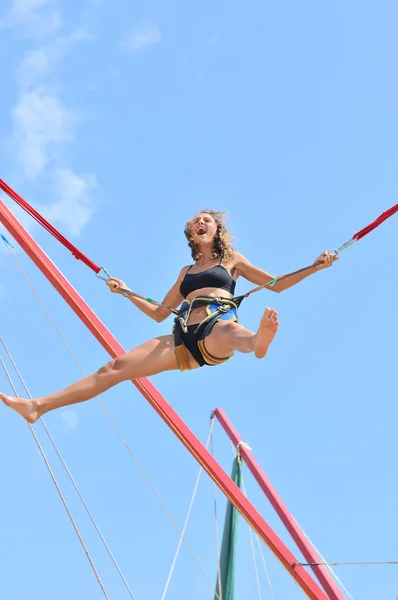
[28,12,61,38]
[43,168,97,236]
[17,28,93,89]
[12,0,54,15]
[0,0,61,38]
[57,26,94,45]
[11,88,76,180]
[60,409,79,432]
[0,168,97,242]
[18,48,54,87]
[120,23,161,52]
[2,0,98,246]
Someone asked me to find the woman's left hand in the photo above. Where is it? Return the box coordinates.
[314,251,339,270]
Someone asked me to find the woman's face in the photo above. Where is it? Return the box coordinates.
[190,212,217,245]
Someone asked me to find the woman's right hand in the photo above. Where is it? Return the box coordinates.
[106,277,128,295]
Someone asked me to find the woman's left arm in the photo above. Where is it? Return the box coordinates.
[233,251,338,293]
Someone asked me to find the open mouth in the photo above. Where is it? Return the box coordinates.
[197,226,207,236]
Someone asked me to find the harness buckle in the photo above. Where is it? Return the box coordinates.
[218,304,231,314]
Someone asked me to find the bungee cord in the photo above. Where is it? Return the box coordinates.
[0,179,100,273]
[1,178,397,315]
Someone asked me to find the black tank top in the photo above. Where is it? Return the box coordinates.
[180,260,236,298]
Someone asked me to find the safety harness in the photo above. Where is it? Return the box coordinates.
[172,295,242,370]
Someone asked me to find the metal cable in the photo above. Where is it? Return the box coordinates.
[230,441,275,600]
[298,560,398,567]
[161,417,220,600]
[255,535,276,600]
[0,357,110,600]
[210,424,223,600]
[289,515,354,599]
[0,337,137,600]
[241,468,263,599]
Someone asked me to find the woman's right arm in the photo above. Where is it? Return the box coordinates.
[107,267,189,323]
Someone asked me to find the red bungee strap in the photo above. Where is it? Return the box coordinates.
[1,177,397,279]
[353,203,398,241]
[0,178,101,274]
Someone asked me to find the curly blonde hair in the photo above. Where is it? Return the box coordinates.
[184,209,235,262]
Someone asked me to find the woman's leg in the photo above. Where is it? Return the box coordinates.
[0,335,193,424]
[204,308,279,360]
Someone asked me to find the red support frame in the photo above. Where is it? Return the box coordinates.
[0,196,336,600]
[213,408,345,600]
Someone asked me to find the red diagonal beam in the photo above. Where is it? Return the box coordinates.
[0,198,331,600]
[213,408,345,600]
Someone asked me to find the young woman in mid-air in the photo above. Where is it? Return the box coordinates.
[0,210,337,423]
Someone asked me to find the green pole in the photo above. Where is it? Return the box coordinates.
[214,456,242,600]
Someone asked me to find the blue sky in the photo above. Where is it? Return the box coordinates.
[1,0,398,598]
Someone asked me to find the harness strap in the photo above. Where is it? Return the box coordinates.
[173,296,239,371]
[175,296,239,333]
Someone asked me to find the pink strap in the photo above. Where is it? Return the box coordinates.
[0,179,101,274]
[353,203,398,241]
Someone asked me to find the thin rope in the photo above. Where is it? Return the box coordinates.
[2,238,217,595]
[161,418,220,600]
[0,357,110,600]
[289,514,354,600]
[297,560,398,567]
[210,425,223,600]
[255,536,276,600]
[229,441,275,600]
[91,395,219,596]
[249,527,263,600]
[240,466,263,600]
[0,337,137,600]
[228,439,351,600]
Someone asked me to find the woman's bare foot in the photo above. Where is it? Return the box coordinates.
[254,308,279,358]
[0,393,40,424]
